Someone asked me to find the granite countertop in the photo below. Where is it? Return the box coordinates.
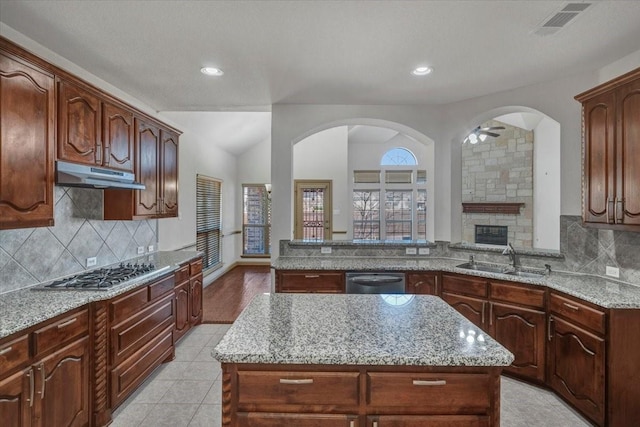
[272,256,640,309]
[0,251,202,339]
[213,293,514,367]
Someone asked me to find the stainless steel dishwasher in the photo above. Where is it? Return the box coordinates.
[345,272,406,294]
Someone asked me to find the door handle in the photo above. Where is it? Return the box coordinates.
[0,346,12,356]
[615,198,624,223]
[27,368,34,407]
[548,316,554,341]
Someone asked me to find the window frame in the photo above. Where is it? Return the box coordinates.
[196,174,223,272]
[242,183,271,257]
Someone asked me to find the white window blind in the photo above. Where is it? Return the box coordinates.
[197,175,222,270]
[354,170,381,184]
[385,170,413,184]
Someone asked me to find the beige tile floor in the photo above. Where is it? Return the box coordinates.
[111,324,592,427]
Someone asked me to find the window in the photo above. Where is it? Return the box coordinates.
[242,184,271,256]
[196,175,222,271]
[351,147,428,241]
[353,190,380,239]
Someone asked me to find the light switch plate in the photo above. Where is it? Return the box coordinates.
[405,247,417,255]
[320,247,332,254]
[86,257,97,267]
[418,248,430,255]
[137,246,144,255]
[606,266,620,278]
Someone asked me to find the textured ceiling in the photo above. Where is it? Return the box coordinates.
[1,1,640,112]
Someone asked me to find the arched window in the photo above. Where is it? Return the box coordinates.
[380,147,417,166]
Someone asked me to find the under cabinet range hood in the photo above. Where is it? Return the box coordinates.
[56,161,145,190]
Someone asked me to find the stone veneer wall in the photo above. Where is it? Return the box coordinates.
[0,186,158,294]
[461,120,534,247]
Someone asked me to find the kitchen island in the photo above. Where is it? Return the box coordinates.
[213,293,514,427]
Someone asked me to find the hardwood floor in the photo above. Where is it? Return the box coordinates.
[201,265,271,323]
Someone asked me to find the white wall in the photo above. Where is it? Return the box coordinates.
[598,48,640,83]
[533,117,561,250]
[293,127,349,237]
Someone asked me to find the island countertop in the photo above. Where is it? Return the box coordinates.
[213,293,514,367]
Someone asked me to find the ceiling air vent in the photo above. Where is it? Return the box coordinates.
[534,2,593,36]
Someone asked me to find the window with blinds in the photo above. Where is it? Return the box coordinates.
[196,175,222,271]
[242,184,271,256]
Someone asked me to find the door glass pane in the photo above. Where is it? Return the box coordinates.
[385,190,412,240]
[302,187,325,241]
[353,190,380,240]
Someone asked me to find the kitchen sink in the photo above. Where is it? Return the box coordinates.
[456,262,508,274]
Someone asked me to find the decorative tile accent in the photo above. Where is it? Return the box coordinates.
[0,188,158,294]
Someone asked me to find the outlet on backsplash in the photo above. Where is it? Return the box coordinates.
[320,247,332,254]
[606,266,620,278]
[137,246,144,255]
[86,257,97,267]
[405,247,417,255]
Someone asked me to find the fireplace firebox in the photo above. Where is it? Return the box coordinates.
[475,225,508,246]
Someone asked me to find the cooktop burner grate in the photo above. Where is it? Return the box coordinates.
[41,263,163,290]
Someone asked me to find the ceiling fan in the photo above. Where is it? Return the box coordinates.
[464,125,505,144]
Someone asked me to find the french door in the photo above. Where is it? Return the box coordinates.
[294,180,332,241]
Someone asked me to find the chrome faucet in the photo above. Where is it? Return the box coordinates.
[502,243,520,270]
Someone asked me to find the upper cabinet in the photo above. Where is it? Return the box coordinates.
[0,45,55,230]
[57,78,135,172]
[576,67,640,230]
[104,117,179,220]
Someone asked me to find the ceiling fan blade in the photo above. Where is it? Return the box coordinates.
[477,131,501,138]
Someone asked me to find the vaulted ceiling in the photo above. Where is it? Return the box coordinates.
[2,1,640,113]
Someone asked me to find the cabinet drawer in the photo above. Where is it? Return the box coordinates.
[33,308,88,356]
[441,274,487,298]
[175,264,190,283]
[549,293,605,335]
[490,281,545,309]
[237,413,358,427]
[111,286,148,324]
[190,258,203,276]
[367,372,491,414]
[237,371,359,409]
[148,274,175,301]
[278,271,345,293]
[111,293,174,365]
[0,334,29,373]
[371,415,489,427]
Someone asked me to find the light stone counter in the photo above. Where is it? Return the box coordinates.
[272,256,640,309]
[0,251,202,339]
[213,293,514,367]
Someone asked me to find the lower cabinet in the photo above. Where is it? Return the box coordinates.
[441,292,487,330]
[276,270,345,293]
[0,310,90,427]
[223,365,501,427]
[174,258,204,343]
[405,272,439,295]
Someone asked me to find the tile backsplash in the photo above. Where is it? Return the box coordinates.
[0,186,158,294]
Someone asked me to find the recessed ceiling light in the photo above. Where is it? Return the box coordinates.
[411,66,433,76]
[201,67,224,76]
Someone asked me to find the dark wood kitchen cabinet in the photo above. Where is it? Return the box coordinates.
[441,274,488,331]
[406,272,440,295]
[0,43,55,230]
[103,117,179,220]
[576,66,640,230]
[190,258,204,324]
[275,270,345,293]
[174,258,204,342]
[57,78,135,173]
[0,308,90,427]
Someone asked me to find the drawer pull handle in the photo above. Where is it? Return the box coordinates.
[413,379,447,386]
[279,378,314,385]
[28,368,34,407]
[414,281,424,287]
[0,346,12,356]
[57,317,78,328]
[38,364,45,398]
[563,302,580,311]
[304,275,320,279]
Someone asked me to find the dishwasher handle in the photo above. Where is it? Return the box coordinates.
[351,276,404,285]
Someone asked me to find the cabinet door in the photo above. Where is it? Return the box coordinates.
[102,102,134,172]
[174,281,190,342]
[617,78,640,226]
[190,273,203,324]
[548,316,605,426]
[35,336,90,427]
[276,271,345,293]
[582,90,616,224]
[0,52,55,230]
[406,272,438,295]
[135,119,160,217]
[57,79,102,166]
[490,302,546,382]
[0,369,31,427]
[441,292,486,330]
[160,129,179,217]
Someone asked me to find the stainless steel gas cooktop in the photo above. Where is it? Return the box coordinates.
[36,263,171,291]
